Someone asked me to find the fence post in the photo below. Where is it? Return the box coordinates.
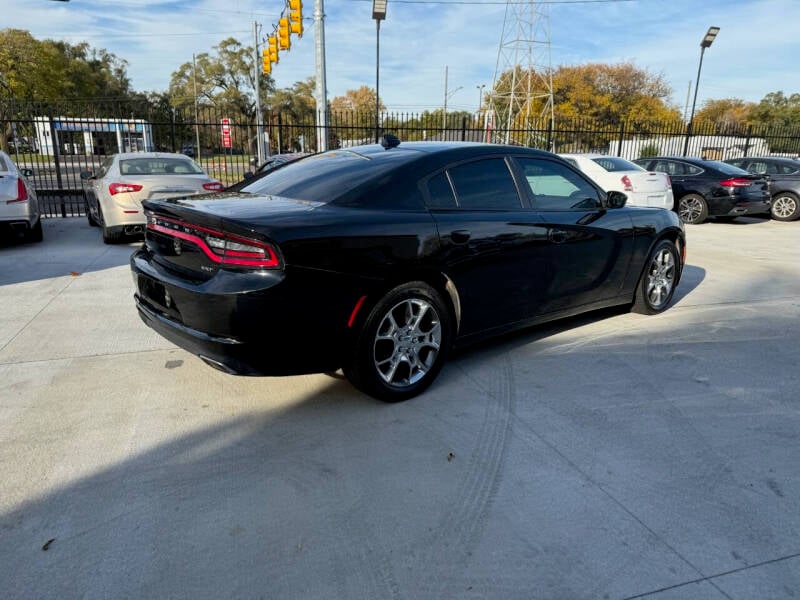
[546,119,553,152]
[743,124,753,157]
[277,112,283,153]
[461,116,467,142]
[617,121,625,157]
[48,113,66,218]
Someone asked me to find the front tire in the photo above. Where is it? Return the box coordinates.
[771,192,800,221]
[632,239,680,315]
[344,282,453,402]
[677,194,708,225]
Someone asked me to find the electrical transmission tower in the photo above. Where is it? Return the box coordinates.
[487,0,555,148]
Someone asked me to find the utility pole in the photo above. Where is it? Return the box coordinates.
[253,21,265,164]
[442,65,449,134]
[314,0,329,152]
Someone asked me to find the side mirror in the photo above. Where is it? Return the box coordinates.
[606,191,627,209]
[80,170,94,180]
[20,168,33,178]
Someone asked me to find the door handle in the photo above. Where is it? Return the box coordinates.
[450,229,471,244]
[548,228,568,244]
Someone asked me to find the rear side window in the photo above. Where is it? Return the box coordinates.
[425,172,457,209]
[779,163,800,174]
[447,158,522,210]
[0,156,8,171]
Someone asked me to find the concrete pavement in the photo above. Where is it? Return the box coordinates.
[1,216,799,599]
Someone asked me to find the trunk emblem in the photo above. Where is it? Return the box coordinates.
[173,238,182,255]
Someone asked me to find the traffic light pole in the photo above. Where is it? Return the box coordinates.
[253,21,265,164]
[314,0,329,152]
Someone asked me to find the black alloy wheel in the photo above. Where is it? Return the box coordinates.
[632,239,680,315]
[344,281,453,402]
[771,192,800,221]
[677,194,708,225]
[86,202,98,227]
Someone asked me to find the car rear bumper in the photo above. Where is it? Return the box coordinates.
[722,199,772,217]
[131,247,355,376]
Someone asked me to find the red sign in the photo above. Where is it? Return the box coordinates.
[221,118,232,148]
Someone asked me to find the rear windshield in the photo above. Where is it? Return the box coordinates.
[240,150,412,203]
[705,161,750,176]
[119,157,204,176]
[591,157,644,172]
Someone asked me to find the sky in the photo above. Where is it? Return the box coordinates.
[2,0,799,115]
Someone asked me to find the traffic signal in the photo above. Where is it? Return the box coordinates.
[278,17,291,50]
[262,48,271,74]
[289,0,303,37]
[268,36,279,64]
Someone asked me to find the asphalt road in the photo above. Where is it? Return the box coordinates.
[1,216,799,599]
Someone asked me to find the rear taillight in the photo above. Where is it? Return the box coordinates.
[109,182,143,195]
[7,179,29,203]
[621,175,633,192]
[720,178,752,188]
[146,212,281,269]
[202,181,225,192]
[664,175,671,187]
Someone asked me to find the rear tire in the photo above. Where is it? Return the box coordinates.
[344,281,453,402]
[632,239,679,315]
[86,203,98,227]
[677,194,708,224]
[26,218,43,243]
[99,206,122,244]
[771,192,800,221]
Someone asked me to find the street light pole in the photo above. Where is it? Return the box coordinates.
[683,26,720,157]
[476,84,486,119]
[372,0,387,143]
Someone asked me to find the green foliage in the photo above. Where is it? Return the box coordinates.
[639,142,660,158]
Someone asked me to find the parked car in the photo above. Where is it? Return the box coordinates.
[633,156,770,224]
[81,152,224,244]
[226,152,309,192]
[0,150,42,243]
[131,140,685,401]
[559,154,673,209]
[723,156,800,221]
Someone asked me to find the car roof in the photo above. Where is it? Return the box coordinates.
[728,156,800,165]
[114,152,198,161]
[640,156,711,165]
[559,153,605,159]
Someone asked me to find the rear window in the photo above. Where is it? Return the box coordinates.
[120,157,204,176]
[241,150,415,204]
[591,157,644,172]
[705,161,750,176]
[0,157,8,171]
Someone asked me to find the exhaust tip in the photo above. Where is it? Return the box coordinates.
[198,355,238,374]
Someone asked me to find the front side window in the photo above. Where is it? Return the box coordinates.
[447,158,522,210]
[515,158,602,211]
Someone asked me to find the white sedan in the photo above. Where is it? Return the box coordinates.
[81,152,224,244]
[560,153,673,209]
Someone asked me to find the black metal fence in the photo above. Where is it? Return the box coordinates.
[3,100,800,218]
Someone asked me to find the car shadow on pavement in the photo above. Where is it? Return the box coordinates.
[0,218,140,286]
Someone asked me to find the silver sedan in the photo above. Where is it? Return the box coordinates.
[82,152,223,244]
[0,150,42,243]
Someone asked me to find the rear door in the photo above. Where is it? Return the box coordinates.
[424,157,550,336]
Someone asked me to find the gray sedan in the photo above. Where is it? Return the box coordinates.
[0,150,41,243]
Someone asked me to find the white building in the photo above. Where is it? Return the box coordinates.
[34,117,155,156]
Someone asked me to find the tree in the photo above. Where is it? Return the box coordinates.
[266,77,317,152]
[748,91,800,128]
[695,98,754,129]
[0,29,133,150]
[329,86,385,115]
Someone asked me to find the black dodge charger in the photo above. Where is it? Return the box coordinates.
[131,141,685,401]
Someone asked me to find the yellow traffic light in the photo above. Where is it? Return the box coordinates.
[289,0,303,37]
[278,17,291,50]
[268,36,279,64]
[262,48,271,74]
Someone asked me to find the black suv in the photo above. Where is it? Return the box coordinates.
[634,156,770,224]
[724,156,800,222]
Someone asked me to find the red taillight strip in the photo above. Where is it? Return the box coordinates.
[147,217,280,268]
[7,179,28,204]
[720,178,753,187]
[348,295,368,328]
